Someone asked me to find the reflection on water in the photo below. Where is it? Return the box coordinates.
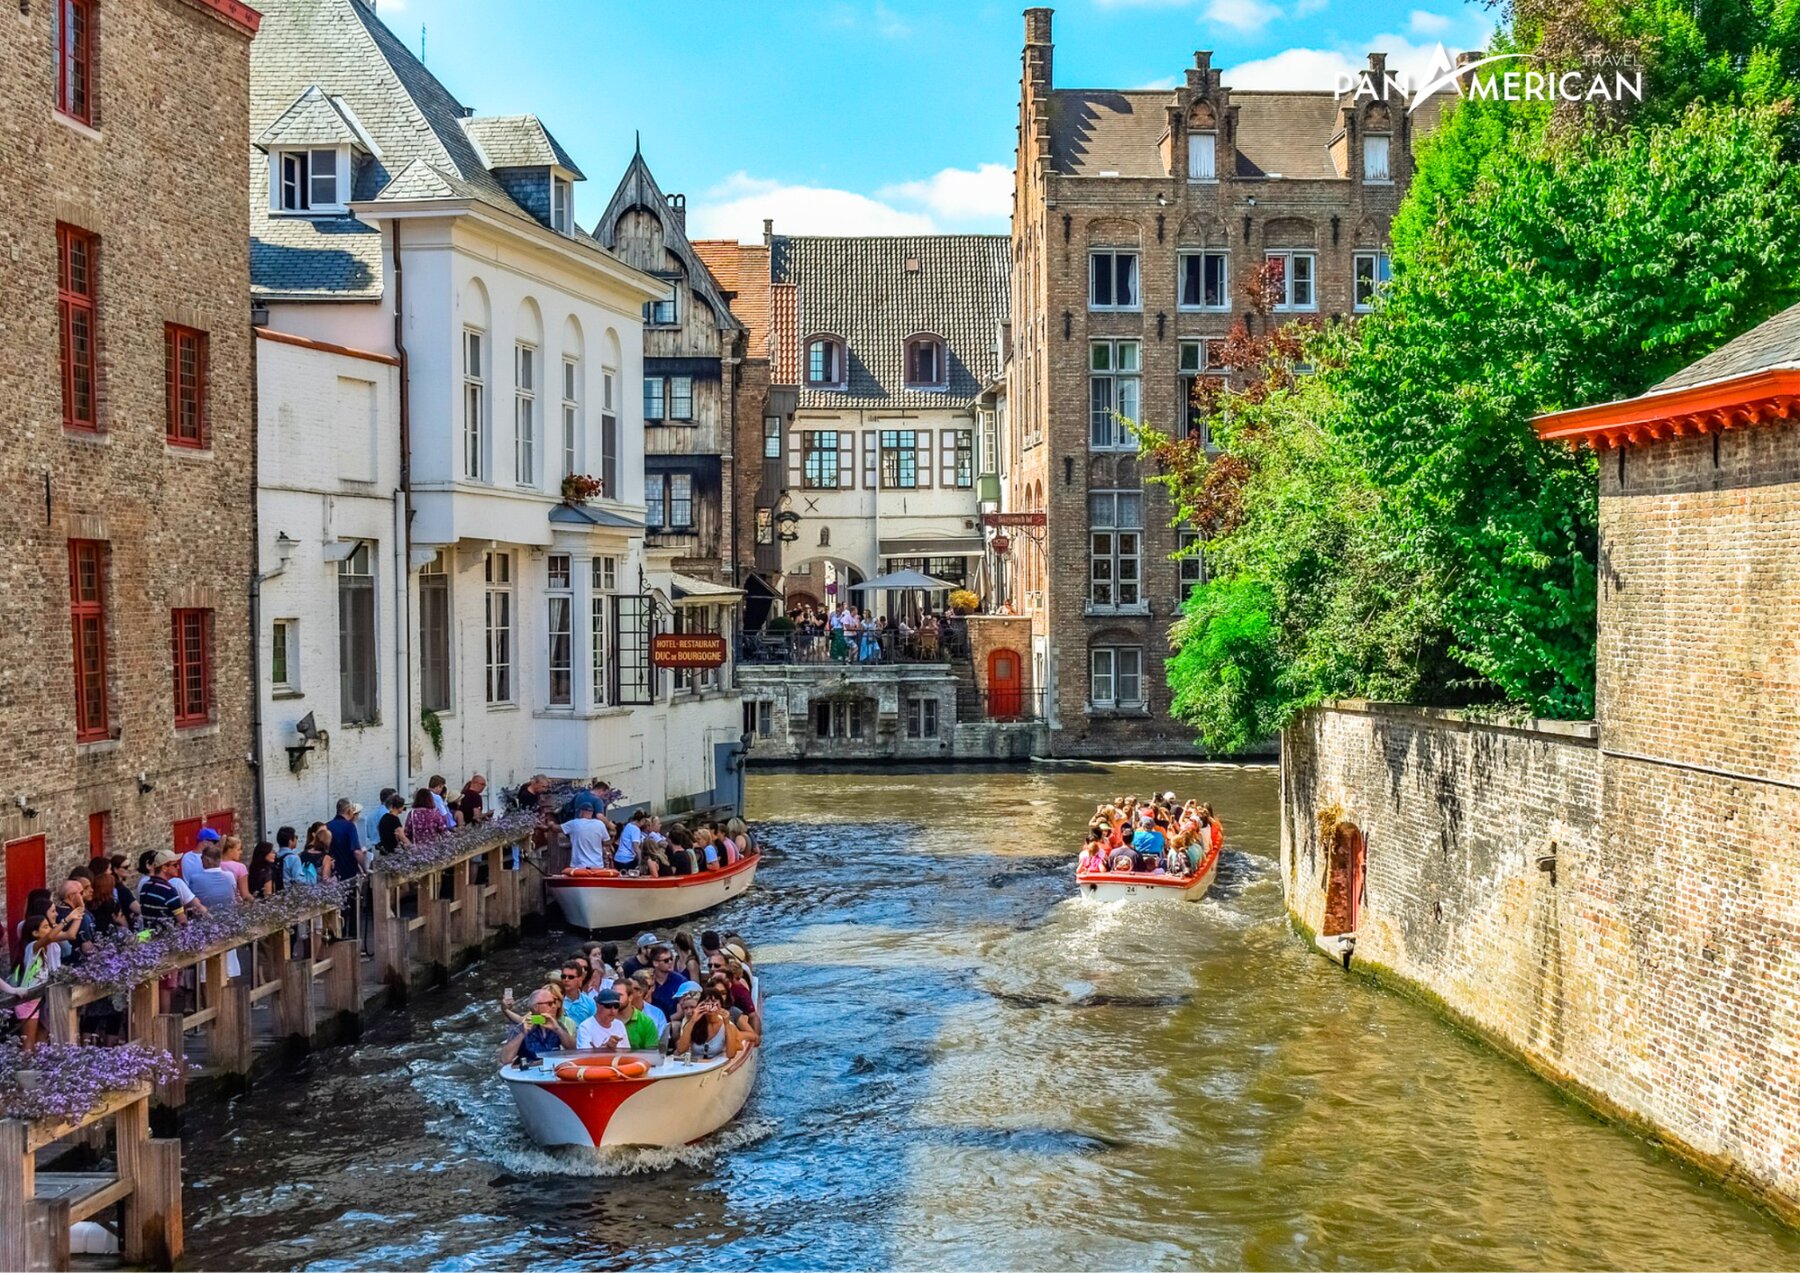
[181,764,1800,1271]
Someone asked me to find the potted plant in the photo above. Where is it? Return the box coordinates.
[948,589,979,616]
[560,474,604,504]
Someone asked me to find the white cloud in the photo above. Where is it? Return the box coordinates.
[1223,30,1482,91]
[1408,8,1453,35]
[1130,75,1182,90]
[688,165,1012,242]
[1205,0,1282,32]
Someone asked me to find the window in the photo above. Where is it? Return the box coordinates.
[880,429,919,489]
[57,224,98,433]
[1364,134,1391,182]
[802,430,840,489]
[593,555,617,593]
[751,700,773,738]
[806,337,844,388]
[514,343,536,487]
[463,328,485,480]
[905,697,939,739]
[1177,527,1207,595]
[644,291,677,326]
[164,324,207,447]
[551,176,573,234]
[561,357,579,480]
[904,336,945,389]
[613,594,654,705]
[1090,646,1144,707]
[484,551,513,704]
[1179,251,1229,310]
[1354,251,1393,311]
[953,429,973,488]
[813,699,867,739]
[590,557,616,707]
[755,507,774,545]
[599,369,619,497]
[271,618,300,694]
[763,415,781,459]
[1089,250,1139,311]
[1179,341,1226,447]
[171,608,213,728]
[1267,251,1316,311]
[668,473,693,529]
[54,0,95,123]
[274,148,344,214]
[68,540,107,742]
[546,554,572,707]
[669,375,694,421]
[1089,490,1144,609]
[338,543,376,724]
[1089,340,1141,450]
[419,552,450,713]
[644,376,665,422]
[1188,131,1217,181]
[646,476,664,529]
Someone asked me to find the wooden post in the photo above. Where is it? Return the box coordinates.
[0,1120,30,1272]
[151,1014,186,1108]
[116,1092,150,1264]
[371,876,409,991]
[520,838,544,921]
[273,929,314,1042]
[28,1196,70,1272]
[43,982,79,1045]
[210,963,252,1077]
[128,981,157,1046]
[141,1138,183,1268]
[423,875,452,979]
[322,934,362,1023]
[452,858,481,952]
[494,848,521,933]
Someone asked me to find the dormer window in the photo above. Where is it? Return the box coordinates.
[806,336,846,390]
[273,147,347,214]
[1363,135,1391,182]
[1188,132,1217,182]
[551,176,573,235]
[644,289,677,326]
[904,335,947,390]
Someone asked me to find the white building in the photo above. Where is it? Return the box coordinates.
[249,0,743,834]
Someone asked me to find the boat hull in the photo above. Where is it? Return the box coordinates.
[1076,848,1219,902]
[502,1046,759,1148]
[547,856,758,930]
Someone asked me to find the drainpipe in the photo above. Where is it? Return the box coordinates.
[392,222,413,795]
[248,310,268,839]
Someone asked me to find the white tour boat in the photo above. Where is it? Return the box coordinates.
[546,853,759,930]
[1075,842,1220,902]
[502,1043,760,1149]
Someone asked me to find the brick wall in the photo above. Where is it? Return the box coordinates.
[0,0,257,904]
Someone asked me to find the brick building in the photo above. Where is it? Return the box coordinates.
[1,0,260,934]
[1005,7,1446,756]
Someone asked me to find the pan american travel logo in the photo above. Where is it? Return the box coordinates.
[1334,43,1646,114]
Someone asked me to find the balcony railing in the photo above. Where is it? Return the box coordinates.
[740,627,970,666]
[956,685,1048,723]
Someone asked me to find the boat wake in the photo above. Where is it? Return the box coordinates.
[484,1116,779,1178]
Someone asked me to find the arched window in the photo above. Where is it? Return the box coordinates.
[806,336,845,389]
[904,334,947,390]
[461,278,491,481]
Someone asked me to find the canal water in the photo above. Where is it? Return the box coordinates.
[181,765,1800,1270]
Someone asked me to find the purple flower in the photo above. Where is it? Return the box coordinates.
[1,1041,181,1123]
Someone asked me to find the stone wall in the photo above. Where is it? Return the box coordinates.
[1283,702,1800,1221]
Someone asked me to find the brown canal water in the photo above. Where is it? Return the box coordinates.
[180,764,1800,1270]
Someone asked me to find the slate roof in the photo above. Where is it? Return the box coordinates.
[770,235,1010,409]
[1047,86,1453,179]
[248,0,606,301]
[1649,300,1800,393]
[461,115,584,178]
[257,85,372,150]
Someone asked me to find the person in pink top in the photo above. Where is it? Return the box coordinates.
[406,787,452,841]
[218,835,251,900]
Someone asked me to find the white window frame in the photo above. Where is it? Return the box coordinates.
[1089,339,1141,451]
[551,176,573,234]
[806,337,845,389]
[1179,250,1230,311]
[599,369,619,498]
[1090,646,1144,708]
[1089,489,1144,611]
[560,356,580,480]
[645,290,677,326]
[463,328,486,481]
[1364,134,1392,183]
[546,553,573,708]
[1088,250,1140,312]
[590,556,617,707]
[1188,131,1217,182]
[337,542,378,725]
[1178,340,1225,448]
[418,550,452,713]
[1177,526,1207,596]
[763,414,782,459]
[514,343,537,488]
[271,147,349,216]
[484,551,513,705]
[1267,251,1317,312]
[1353,251,1393,312]
[270,618,300,694]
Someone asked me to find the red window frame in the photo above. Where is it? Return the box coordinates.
[171,607,213,728]
[69,540,108,742]
[165,324,208,447]
[55,0,95,125]
[57,224,98,432]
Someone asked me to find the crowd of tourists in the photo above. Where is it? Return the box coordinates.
[500,928,759,1066]
[559,794,756,879]
[1075,792,1226,878]
[786,602,960,664]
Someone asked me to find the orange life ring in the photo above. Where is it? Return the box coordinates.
[553,1056,651,1082]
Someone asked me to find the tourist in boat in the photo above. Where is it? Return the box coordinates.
[628,970,668,1040]
[641,818,672,877]
[676,986,744,1061]
[618,978,662,1049]
[499,987,575,1064]
[1079,826,1109,873]
[648,947,687,1018]
[574,988,630,1051]
[664,825,697,876]
[707,973,759,1044]
[672,929,704,984]
[562,804,611,870]
[621,931,658,978]
[560,957,597,1027]
[725,818,753,862]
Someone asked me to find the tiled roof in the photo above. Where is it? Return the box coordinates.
[771,282,797,381]
[461,115,584,179]
[248,0,607,300]
[1649,300,1800,393]
[1047,85,1454,179]
[257,85,368,150]
[770,235,1010,408]
[691,240,772,357]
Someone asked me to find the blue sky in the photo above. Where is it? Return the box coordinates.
[366,0,1496,240]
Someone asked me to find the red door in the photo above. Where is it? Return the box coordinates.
[988,648,1023,719]
[5,835,47,966]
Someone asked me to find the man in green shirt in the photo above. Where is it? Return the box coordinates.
[620,978,661,1050]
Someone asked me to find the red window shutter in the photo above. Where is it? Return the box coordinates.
[56,225,98,432]
[172,607,214,728]
[68,540,108,742]
[87,811,109,859]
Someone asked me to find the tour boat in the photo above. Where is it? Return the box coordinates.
[1075,843,1221,902]
[501,1042,760,1149]
[546,853,759,930]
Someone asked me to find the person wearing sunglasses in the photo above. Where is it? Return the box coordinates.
[558,958,597,1026]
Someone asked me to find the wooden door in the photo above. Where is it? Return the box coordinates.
[5,835,47,966]
[988,648,1023,719]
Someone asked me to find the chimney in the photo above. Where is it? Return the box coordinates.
[1186,50,1213,92]
[669,192,686,234]
[762,218,774,247]
[1024,7,1053,93]
[1368,51,1389,97]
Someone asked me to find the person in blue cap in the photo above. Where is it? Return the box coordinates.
[181,826,221,883]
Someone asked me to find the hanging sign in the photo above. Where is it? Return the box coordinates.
[651,633,728,669]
